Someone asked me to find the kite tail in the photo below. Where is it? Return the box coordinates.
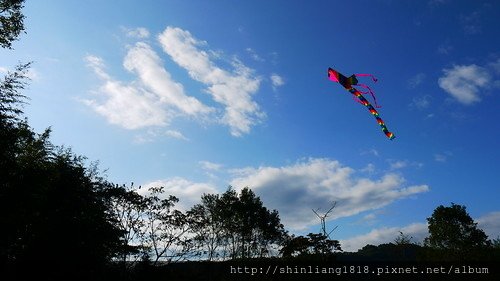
[349,88,395,140]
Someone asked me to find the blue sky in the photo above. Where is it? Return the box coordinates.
[2,0,499,251]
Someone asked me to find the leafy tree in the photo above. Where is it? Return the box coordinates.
[280,233,342,258]
[0,0,25,49]
[105,183,149,265]
[424,203,491,251]
[141,186,192,265]
[0,62,31,121]
[394,231,414,245]
[188,193,225,261]
[189,187,286,260]
[0,26,123,275]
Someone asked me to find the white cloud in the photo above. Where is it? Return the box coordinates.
[84,55,170,129]
[158,26,265,136]
[123,27,150,39]
[123,42,213,117]
[477,211,500,239]
[270,73,285,90]
[341,223,428,252]
[139,177,218,211]
[84,42,215,133]
[229,158,429,230]
[390,160,408,170]
[199,160,223,171]
[165,130,189,141]
[438,64,491,105]
[246,48,264,62]
[340,211,500,252]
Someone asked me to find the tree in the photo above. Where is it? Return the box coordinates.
[280,233,342,258]
[0,0,25,49]
[394,231,414,245]
[188,187,286,260]
[141,187,192,265]
[188,193,225,261]
[105,183,149,265]
[424,203,490,251]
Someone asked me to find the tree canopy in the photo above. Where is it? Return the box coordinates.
[424,203,491,251]
[0,0,25,49]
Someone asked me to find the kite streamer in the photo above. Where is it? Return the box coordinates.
[328,67,395,140]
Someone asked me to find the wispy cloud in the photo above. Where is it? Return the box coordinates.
[165,130,189,141]
[83,55,170,129]
[460,11,482,35]
[437,43,453,55]
[123,42,213,117]
[246,48,264,62]
[388,159,423,170]
[410,95,431,110]
[361,149,379,157]
[434,151,452,162]
[199,160,223,171]
[229,158,429,230]
[85,26,269,137]
[270,73,285,91]
[407,73,426,89]
[438,64,491,105]
[158,26,265,137]
[122,27,150,39]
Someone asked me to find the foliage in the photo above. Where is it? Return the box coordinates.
[0,61,31,121]
[0,0,25,49]
[394,231,414,245]
[141,186,193,265]
[104,183,149,265]
[189,187,286,260]
[424,203,491,251]
[0,122,124,270]
[280,233,342,258]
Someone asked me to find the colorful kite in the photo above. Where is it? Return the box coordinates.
[327,67,395,140]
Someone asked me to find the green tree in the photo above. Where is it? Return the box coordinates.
[0,0,25,49]
[424,203,490,251]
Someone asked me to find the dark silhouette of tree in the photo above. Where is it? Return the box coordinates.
[424,203,491,251]
[280,233,342,258]
[492,236,500,249]
[104,183,149,265]
[189,187,286,260]
[188,193,224,261]
[0,0,25,49]
[0,123,124,273]
[0,15,124,275]
[0,62,30,121]
[394,231,414,245]
[141,186,192,265]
